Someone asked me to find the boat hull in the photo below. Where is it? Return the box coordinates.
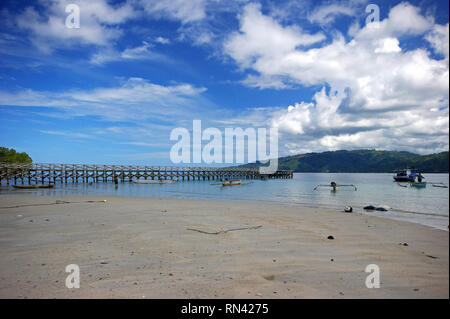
[12,184,54,189]
[134,179,175,184]
[393,176,415,182]
[222,180,241,186]
[410,182,426,188]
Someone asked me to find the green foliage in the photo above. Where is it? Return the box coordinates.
[243,150,449,173]
[0,147,32,164]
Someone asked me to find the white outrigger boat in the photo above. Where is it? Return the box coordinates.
[134,179,175,184]
[395,172,439,188]
[314,182,357,192]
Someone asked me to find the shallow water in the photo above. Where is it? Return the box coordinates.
[1,173,448,230]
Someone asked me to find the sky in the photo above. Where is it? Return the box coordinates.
[0,0,448,165]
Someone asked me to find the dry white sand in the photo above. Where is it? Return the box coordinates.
[0,195,448,298]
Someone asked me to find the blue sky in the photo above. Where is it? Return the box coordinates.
[0,0,448,165]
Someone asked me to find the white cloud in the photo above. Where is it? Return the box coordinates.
[90,41,168,65]
[14,0,137,52]
[224,2,449,155]
[426,23,450,60]
[0,78,208,122]
[137,0,206,24]
[225,3,325,69]
[155,36,171,44]
[355,2,434,39]
[71,77,205,104]
[241,74,291,89]
[308,2,356,25]
[374,37,401,53]
[268,87,449,154]
[117,141,162,147]
[8,0,243,54]
[40,130,92,139]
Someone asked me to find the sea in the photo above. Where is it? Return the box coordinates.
[1,173,448,231]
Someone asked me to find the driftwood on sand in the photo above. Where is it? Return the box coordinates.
[0,199,107,209]
[186,225,262,235]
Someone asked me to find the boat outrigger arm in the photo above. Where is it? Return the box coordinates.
[314,182,357,191]
[396,181,448,188]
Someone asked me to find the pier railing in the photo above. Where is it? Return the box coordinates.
[0,163,293,185]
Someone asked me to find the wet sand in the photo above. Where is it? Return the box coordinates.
[0,195,448,298]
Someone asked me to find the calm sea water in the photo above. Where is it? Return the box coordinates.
[1,173,448,230]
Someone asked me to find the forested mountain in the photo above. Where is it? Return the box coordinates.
[242,150,449,173]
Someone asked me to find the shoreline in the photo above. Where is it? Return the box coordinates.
[0,195,448,298]
[1,189,448,232]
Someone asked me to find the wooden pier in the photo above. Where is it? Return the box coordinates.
[0,163,293,185]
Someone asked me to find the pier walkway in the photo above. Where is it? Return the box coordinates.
[0,163,293,185]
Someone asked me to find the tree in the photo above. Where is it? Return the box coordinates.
[0,147,32,164]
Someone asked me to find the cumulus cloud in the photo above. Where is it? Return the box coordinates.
[225,3,325,69]
[224,2,449,155]
[354,2,434,39]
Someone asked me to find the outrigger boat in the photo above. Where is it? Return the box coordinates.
[396,172,431,188]
[222,179,241,186]
[398,181,448,188]
[314,182,357,192]
[12,184,54,189]
[134,179,175,184]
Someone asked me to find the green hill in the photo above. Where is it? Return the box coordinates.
[242,150,449,173]
[0,147,32,164]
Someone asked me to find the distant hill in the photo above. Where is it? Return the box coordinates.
[241,150,449,173]
[0,147,32,164]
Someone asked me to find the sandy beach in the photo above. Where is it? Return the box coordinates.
[0,194,448,299]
